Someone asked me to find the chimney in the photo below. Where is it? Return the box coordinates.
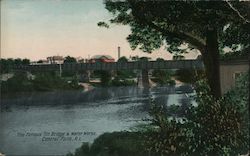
[118,46,121,60]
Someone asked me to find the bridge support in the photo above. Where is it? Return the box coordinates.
[137,69,150,88]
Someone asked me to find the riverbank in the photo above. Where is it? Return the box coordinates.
[79,83,94,92]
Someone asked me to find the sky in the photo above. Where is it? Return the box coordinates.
[1,0,199,61]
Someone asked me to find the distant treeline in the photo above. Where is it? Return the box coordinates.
[1,72,82,94]
[0,58,30,73]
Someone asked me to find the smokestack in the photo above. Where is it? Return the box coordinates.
[118,46,121,60]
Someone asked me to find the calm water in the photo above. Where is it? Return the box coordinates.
[0,85,195,156]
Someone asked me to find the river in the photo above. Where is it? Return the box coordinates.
[0,85,195,156]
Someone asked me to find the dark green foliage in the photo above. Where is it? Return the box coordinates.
[172,55,185,60]
[1,72,82,93]
[175,69,205,84]
[22,59,30,65]
[64,56,77,63]
[224,72,249,154]
[146,76,249,155]
[37,60,43,63]
[151,69,175,85]
[117,56,128,62]
[156,58,165,62]
[116,70,136,79]
[184,79,249,155]
[62,71,76,77]
[103,1,249,54]
[32,73,81,91]
[69,132,146,156]
[93,70,112,86]
[220,49,249,61]
[1,72,34,93]
[0,58,31,73]
[139,57,151,62]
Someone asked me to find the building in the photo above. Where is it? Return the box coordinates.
[89,55,115,63]
[220,59,249,94]
[47,55,64,64]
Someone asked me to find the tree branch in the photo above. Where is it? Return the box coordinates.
[128,0,206,53]
[226,1,250,24]
[138,17,206,53]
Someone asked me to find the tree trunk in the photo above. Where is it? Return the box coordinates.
[202,29,222,98]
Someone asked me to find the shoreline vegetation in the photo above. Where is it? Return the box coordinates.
[1,69,185,95]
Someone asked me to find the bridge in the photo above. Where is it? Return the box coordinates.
[12,59,204,88]
[14,59,203,71]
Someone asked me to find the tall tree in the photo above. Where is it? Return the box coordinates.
[100,0,250,98]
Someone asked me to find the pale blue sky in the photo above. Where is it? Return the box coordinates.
[1,0,198,61]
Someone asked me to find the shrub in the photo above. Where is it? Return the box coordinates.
[146,77,249,155]
[1,72,34,93]
[68,132,146,156]
[185,79,248,155]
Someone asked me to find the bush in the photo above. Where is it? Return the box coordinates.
[185,79,248,155]
[152,69,175,85]
[1,72,82,93]
[146,77,249,155]
[1,72,34,93]
[174,69,205,84]
[68,132,146,156]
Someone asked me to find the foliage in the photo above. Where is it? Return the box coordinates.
[118,56,128,62]
[151,69,175,85]
[93,70,112,86]
[220,49,249,61]
[67,132,146,156]
[144,73,249,155]
[139,57,151,62]
[102,1,249,55]
[224,72,250,154]
[0,58,31,73]
[1,72,34,93]
[117,70,136,79]
[37,60,44,63]
[64,56,77,64]
[156,58,165,62]
[184,79,248,155]
[172,55,185,60]
[144,102,188,156]
[1,72,82,93]
[174,69,205,84]
[32,73,81,91]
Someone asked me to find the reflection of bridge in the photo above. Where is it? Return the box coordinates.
[13,60,204,87]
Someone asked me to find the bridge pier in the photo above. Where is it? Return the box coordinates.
[137,69,150,88]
